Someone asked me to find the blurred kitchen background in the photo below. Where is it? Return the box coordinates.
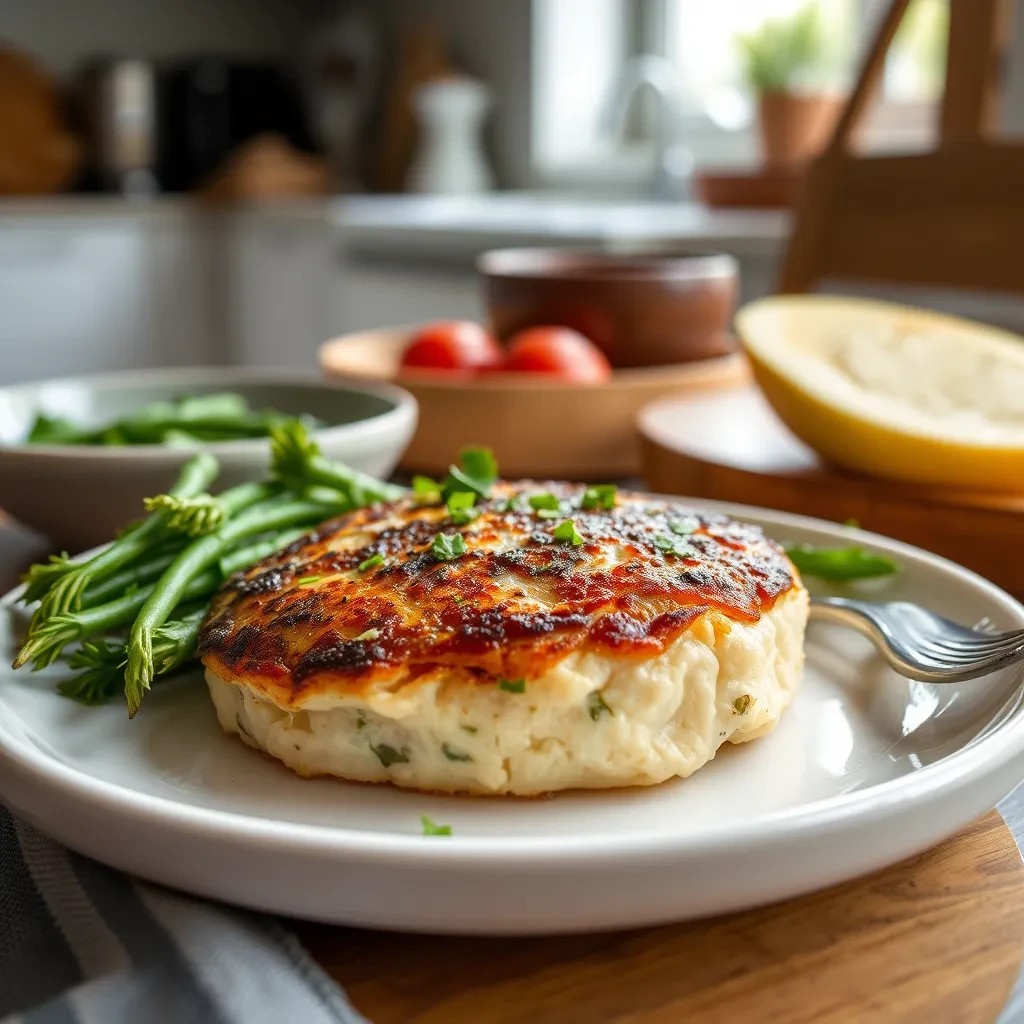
[2,0,1022,385]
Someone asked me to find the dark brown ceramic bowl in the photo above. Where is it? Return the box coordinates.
[478,248,739,368]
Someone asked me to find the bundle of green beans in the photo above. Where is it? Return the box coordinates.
[13,420,404,716]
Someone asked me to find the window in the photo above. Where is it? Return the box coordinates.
[531,0,638,187]
[661,0,857,126]
[663,0,947,150]
[878,0,949,100]
[531,0,950,190]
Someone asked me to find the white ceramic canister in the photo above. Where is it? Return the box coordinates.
[407,76,495,194]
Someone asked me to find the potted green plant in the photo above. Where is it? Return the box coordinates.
[736,4,845,169]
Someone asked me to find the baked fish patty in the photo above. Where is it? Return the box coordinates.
[199,483,808,794]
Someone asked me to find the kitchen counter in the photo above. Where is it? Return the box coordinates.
[0,193,789,257]
[0,195,330,223]
[334,193,790,261]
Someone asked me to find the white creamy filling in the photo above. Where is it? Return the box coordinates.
[205,586,809,796]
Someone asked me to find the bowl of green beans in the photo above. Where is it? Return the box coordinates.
[0,367,416,550]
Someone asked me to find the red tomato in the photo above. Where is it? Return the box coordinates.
[502,327,613,383]
[400,321,503,373]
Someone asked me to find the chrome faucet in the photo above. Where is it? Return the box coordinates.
[601,54,693,200]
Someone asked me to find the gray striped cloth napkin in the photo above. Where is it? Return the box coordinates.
[1,808,368,1024]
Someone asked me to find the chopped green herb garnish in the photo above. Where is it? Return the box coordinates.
[536,508,562,520]
[296,574,322,586]
[529,492,561,512]
[453,595,467,606]
[421,815,452,837]
[588,691,612,721]
[502,495,522,512]
[443,446,498,500]
[354,628,381,642]
[733,694,753,715]
[581,484,617,511]
[498,677,526,694]
[670,517,698,536]
[447,490,479,526]
[654,534,693,558]
[358,553,384,572]
[413,475,442,503]
[431,532,466,561]
[459,446,498,486]
[442,743,473,762]
[784,543,899,581]
[553,519,584,546]
[444,466,488,498]
[371,743,409,767]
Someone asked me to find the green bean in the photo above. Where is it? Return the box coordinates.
[15,526,298,673]
[34,452,218,618]
[17,566,217,670]
[218,527,307,576]
[144,481,280,537]
[270,420,403,506]
[124,497,350,714]
[79,511,292,609]
[58,609,206,706]
[79,542,184,607]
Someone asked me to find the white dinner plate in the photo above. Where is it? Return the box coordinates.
[1,500,1024,936]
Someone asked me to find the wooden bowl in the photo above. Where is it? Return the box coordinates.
[477,248,738,369]
[319,327,750,478]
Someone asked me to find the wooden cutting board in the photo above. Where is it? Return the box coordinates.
[638,385,1024,597]
[297,811,1024,1024]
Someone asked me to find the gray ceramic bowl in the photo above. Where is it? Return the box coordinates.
[0,368,417,551]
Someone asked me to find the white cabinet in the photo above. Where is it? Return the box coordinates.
[142,216,219,369]
[0,203,335,383]
[0,210,216,385]
[0,222,145,384]
[221,208,333,370]
[330,253,482,336]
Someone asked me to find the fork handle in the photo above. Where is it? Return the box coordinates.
[808,597,872,629]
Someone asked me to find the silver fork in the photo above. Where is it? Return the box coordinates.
[810,597,1024,683]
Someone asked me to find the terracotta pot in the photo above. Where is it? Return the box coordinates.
[694,166,802,209]
[756,91,844,170]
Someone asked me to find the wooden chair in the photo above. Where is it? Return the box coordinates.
[779,0,1024,296]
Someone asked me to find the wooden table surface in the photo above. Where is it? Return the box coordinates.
[297,811,1024,1024]
[3,518,1024,1024]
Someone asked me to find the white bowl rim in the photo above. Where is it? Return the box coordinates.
[0,367,417,461]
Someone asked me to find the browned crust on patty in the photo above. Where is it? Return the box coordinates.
[199,483,797,707]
